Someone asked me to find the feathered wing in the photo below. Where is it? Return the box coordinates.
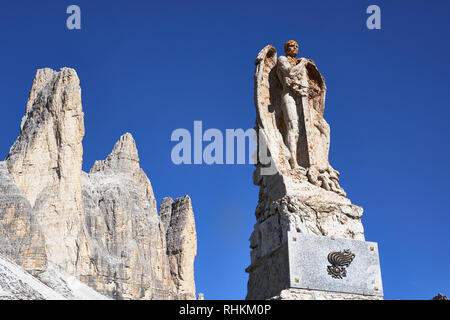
[302,59,330,169]
[254,45,290,173]
[304,59,327,115]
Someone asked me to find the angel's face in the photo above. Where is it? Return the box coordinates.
[285,41,299,57]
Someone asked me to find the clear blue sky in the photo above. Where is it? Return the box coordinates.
[0,0,449,300]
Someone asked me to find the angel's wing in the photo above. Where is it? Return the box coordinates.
[254,45,290,174]
[300,59,330,169]
[304,59,327,116]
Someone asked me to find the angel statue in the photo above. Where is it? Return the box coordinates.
[254,40,346,197]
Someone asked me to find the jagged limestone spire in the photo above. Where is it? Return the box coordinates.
[6,67,86,275]
[90,132,140,173]
[159,196,197,300]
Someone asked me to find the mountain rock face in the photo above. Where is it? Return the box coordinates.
[0,253,108,300]
[0,68,197,300]
[0,162,46,275]
[6,68,86,275]
[0,254,64,300]
[160,196,197,300]
[82,133,180,299]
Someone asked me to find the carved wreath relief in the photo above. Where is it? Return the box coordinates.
[327,249,355,279]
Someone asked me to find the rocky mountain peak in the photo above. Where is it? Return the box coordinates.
[0,67,198,300]
[5,67,85,274]
[90,132,140,173]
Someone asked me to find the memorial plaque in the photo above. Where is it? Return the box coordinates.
[287,232,383,296]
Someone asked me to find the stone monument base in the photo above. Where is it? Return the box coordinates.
[272,288,382,300]
[246,233,383,300]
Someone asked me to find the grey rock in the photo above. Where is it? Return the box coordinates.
[0,162,46,275]
[0,253,108,300]
[0,68,198,300]
[160,197,174,233]
[35,262,109,300]
[81,133,197,300]
[81,133,173,299]
[0,254,63,300]
[6,67,87,275]
[163,196,197,300]
[272,288,382,300]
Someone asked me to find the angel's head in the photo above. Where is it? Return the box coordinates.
[284,40,299,58]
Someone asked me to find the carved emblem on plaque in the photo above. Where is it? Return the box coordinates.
[327,249,355,279]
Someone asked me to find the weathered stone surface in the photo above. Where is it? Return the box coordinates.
[249,195,365,265]
[246,245,290,300]
[6,68,88,275]
[253,43,346,197]
[81,133,173,299]
[163,196,197,300]
[0,67,198,300]
[0,253,108,300]
[0,162,47,275]
[0,254,63,300]
[247,42,381,300]
[272,288,382,300]
[36,262,110,300]
[160,197,174,233]
[250,44,364,271]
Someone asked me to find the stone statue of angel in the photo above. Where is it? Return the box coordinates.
[254,40,346,197]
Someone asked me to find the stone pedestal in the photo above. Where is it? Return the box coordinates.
[246,232,383,300]
[245,168,384,300]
